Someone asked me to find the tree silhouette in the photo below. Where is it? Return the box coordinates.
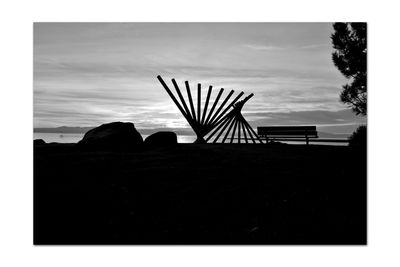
[331,23,367,116]
[348,125,366,147]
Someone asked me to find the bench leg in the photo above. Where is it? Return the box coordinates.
[306,136,309,145]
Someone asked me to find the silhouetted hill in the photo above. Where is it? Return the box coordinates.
[34,126,94,133]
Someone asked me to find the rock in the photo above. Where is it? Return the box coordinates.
[78,122,143,150]
[34,139,46,145]
[144,131,178,147]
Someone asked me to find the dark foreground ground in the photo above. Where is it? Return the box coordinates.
[34,143,366,245]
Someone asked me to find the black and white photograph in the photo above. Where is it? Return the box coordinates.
[33,22,367,245]
[4,0,400,266]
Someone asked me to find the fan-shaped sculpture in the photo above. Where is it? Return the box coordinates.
[157,75,263,144]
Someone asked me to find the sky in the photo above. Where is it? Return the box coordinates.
[34,23,366,134]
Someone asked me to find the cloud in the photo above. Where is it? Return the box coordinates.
[243,44,285,51]
[244,43,331,51]
[299,44,331,49]
[33,23,361,135]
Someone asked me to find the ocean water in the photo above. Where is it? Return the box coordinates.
[34,132,197,144]
[33,132,347,145]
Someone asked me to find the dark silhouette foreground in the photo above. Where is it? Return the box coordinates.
[34,143,366,245]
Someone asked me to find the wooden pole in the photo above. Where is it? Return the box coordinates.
[242,117,256,143]
[242,118,263,144]
[185,81,197,122]
[241,120,248,143]
[206,114,233,142]
[230,119,239,143]
[206,90,234,127]
[204,88,224,126]
[209,92,244,128]
[158,76,202,139]
[197,83,201,124]
[157,76,189,121]
[237,119,241,144]
[172,79,193,122]
[201,85,212,125]
[221,117,236,143]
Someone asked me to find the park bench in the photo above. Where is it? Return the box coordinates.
[257,126,318,145]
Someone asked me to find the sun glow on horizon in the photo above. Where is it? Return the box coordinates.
[34,23,365,134]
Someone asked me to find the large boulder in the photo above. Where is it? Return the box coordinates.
[78,122,143,150]
[144,131,177,147]
[34,139,46,145]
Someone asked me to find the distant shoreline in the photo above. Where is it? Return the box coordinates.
[33,126,194,136]
[33,127,351,139]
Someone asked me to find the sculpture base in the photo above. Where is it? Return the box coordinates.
[194,137,206,144]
